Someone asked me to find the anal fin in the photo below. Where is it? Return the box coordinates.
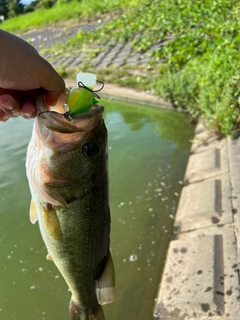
[96,251,115,305]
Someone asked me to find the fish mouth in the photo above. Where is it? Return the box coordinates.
[39,104,103,120]
[37,97,104,134]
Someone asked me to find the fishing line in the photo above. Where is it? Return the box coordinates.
[77,80,104,100]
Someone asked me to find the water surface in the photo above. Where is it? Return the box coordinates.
[0,98,194,319]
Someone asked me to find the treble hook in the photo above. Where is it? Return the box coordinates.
[77,80,104,100]
[38,109,73,123]
[63,103,73,122]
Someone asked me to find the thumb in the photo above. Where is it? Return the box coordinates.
[45,89,65,106]
[39,59,66,105]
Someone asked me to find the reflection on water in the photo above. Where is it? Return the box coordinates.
[0,98,194,320]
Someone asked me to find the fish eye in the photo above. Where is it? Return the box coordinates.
[82,142,99,157]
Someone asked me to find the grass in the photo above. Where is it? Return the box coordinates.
[0,0,142,32]
[56,0,239,137]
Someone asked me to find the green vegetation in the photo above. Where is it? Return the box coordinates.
[0,0,24,19]
[0,0,141,32]
[7,0,24,18]
[74,0,240,137]
[1,0,240,136]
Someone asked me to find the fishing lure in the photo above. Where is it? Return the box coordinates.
[65,72,104,115]
[39,73,104,123]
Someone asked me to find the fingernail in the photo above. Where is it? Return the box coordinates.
[26,109,34,117]
[21,110,33,119]
[12,111,20,117]
[0,102,14,110]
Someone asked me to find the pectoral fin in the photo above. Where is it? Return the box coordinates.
[96,251,115,305]
[30,199,38,224]
[41,204,62,241]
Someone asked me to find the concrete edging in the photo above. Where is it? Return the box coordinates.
[154,123,240,320]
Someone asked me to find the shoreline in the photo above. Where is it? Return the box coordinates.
[154,123,240,320]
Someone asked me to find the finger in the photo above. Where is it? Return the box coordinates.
[45,90,65,106]
[20,98,37,119]
[49,91,68,113]
[0,94,21,117]
[0,108,10,122]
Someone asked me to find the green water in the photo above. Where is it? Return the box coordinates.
[0,98,194,320]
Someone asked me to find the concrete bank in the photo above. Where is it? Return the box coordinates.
[154,123,240,320]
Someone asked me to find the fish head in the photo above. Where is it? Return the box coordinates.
[26,94,108,206]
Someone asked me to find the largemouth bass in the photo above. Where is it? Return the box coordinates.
[26,94,114,320]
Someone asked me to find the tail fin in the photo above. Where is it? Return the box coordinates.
[69,299,105,320]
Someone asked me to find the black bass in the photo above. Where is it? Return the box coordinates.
[26,94,114,320]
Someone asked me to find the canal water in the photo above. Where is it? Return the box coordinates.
[0,98,194,320]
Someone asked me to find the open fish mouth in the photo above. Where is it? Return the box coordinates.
[36,99,104,134]
[39,104,104,121]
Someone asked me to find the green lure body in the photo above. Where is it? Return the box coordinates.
[66,86,98,115]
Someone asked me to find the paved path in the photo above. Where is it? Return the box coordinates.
[20,20,151,69]
[154,123,240,320]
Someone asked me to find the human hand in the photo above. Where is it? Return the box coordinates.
[0,30,65,122]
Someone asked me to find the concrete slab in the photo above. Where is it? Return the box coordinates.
[227,138,240,263]
[154,225,240,320]
[185,143,228,183]
[179,224,240,318]
[228,139,240,198]
[190,123,226,154]
[92,48,111,67]
[154,124,240,320]
[175,174,233,232]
